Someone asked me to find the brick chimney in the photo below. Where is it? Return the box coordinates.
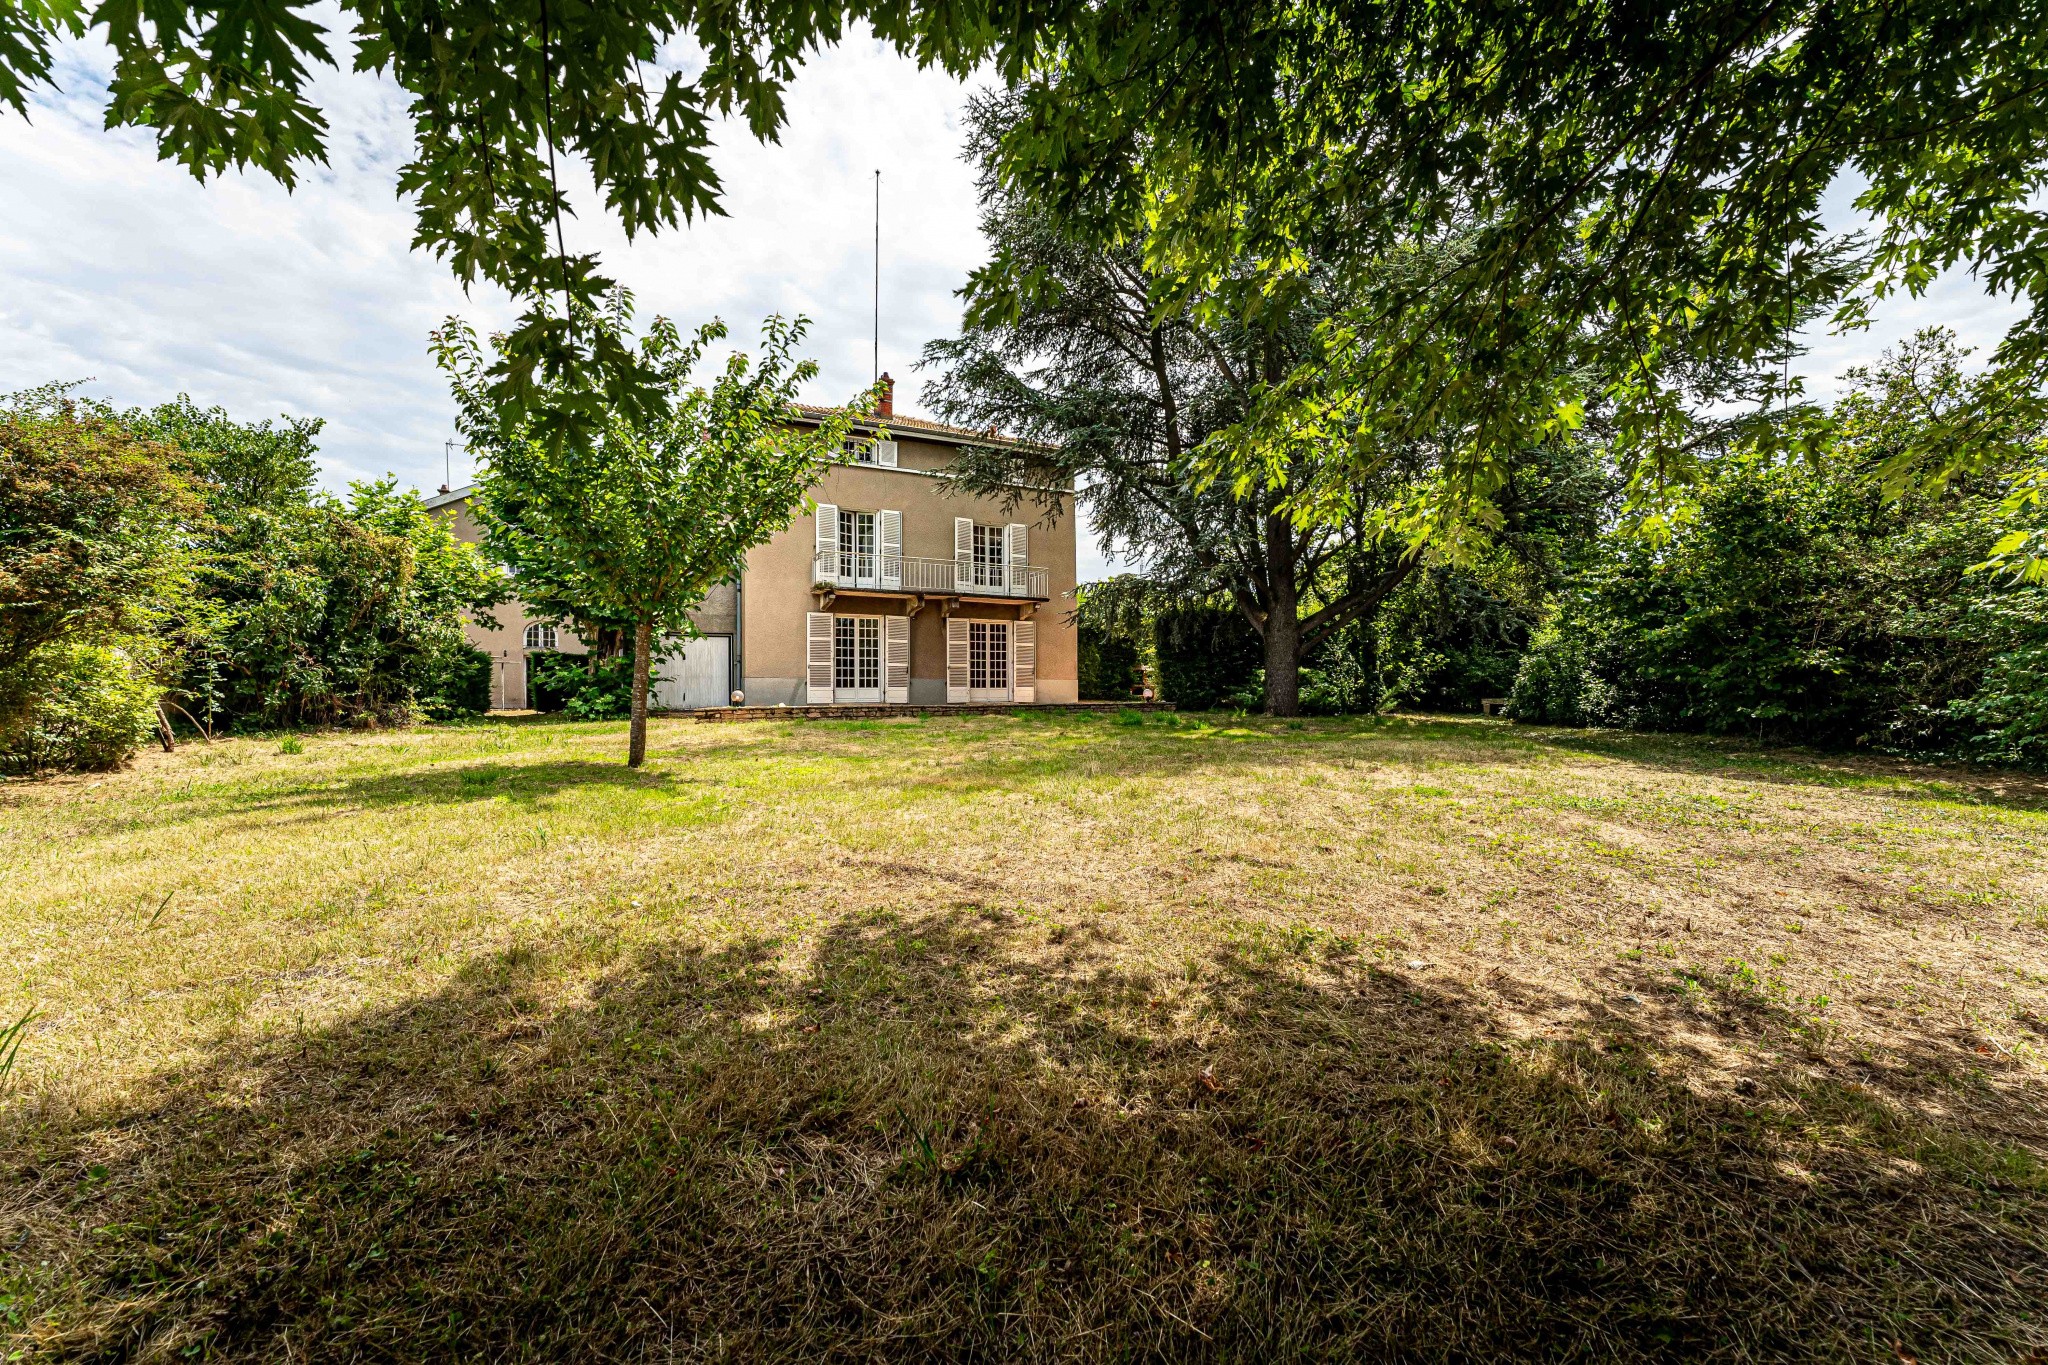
[877,372,894,418]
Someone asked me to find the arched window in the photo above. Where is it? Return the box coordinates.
[523,623,558,651]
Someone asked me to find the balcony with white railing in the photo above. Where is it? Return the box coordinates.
[814,552,1050,600]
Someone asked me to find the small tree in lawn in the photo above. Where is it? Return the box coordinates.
[437,292,869,766]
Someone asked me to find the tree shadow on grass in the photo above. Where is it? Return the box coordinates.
[1519,725,2048,813]
[82,762,698,841]
[6,910,2044,1362]
[327,759,683,810]
[779,709,2048,816]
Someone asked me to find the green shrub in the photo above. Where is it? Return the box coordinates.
[1507,616,1625,726]
[1154,605,1261,711]
[1948,641,2048,765]
[1507,453,2048,756]
[529,652,645,720]
[197,482,505,731]
[1077,625,1141,700]
[1373,562,1537,712]
[1301,622,1382,715]
[0,642,163,775]
[418,640,494,719]
[1221,669,1264,712]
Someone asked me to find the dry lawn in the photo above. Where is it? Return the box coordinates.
[3,711,2046,1361]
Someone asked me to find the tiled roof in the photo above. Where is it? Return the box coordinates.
[791,404,1048,451]
[423,408,1057,508]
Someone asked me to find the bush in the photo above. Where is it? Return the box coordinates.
[1,386,196,681]
[1077,626,1141,700]
[529,651,645,720]
[197,482,505,731]
[1374,562,1539,712]
[1154,606,1261,710]
[1506,451,2048,757]
[418,641,494,719]
[1948,640,2048,766]
[1506,616,1623,727]
[1301,621,1382,715]
[0,642,163,775]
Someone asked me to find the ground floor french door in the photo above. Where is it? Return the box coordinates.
[834,614,883,703]
[945,616,1035,704]
[806,612,909,704]
[967,621,1010,702]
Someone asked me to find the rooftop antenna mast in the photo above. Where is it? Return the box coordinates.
[873,168,881,384]
[441,439,455,495]
[1782,232,1791,414]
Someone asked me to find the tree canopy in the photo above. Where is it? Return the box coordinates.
[989,0,2048,564]
[7,0,2047,568]
[1510,329,2048,756]
[438,292,868,764]
[929,92,1789,712]
[0,386,196,680]
[924,100,1429,715]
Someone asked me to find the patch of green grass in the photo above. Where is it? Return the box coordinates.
[2,713,2045,1360]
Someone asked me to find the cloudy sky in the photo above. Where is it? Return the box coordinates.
[0,25,2028,583]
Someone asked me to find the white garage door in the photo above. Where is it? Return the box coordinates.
[652,635,731,710]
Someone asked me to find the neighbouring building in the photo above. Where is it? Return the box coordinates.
[426,377,1079,711]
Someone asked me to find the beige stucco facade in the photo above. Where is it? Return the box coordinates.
[427,410,1077,710]
[428,496,586,710]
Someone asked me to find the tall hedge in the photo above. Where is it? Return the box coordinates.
[1508,454,2048,760]
[1077,625,1142,700]
[1154,605,1261,710]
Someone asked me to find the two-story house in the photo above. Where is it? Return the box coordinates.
[426,378,1079,711]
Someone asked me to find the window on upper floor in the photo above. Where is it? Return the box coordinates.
[838,508,877,577]
[970,523,1007,587]
[524,623,558,651]
[842,435,898,467]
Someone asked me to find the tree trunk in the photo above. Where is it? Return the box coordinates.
[1262,512,1303,717]
[627,617,652,768]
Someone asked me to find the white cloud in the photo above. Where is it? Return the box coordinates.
[0,24,994,494]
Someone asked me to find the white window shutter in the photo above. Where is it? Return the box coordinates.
[945,618,969,703]
[814,504,839,585]
[876,439,899,468]
[1012,619,1037,703]
[954,517,974,592]
[805,612,835,704]
[878,508,902,589]
[1005,523,1028,595]
[884,615,910,703]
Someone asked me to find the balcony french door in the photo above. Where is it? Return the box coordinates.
[970,523,1007,591]
[967,621,1010,702]
[833,615,883,703]
[838,509,879,587]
